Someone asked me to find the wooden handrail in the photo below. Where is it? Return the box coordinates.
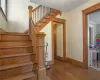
[28,5,61,24]
[32,5,42,12]
[29,17,37,60]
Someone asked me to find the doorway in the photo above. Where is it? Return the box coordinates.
[82,3,100,68]
[51,18,66,64]
[88,10,100,70]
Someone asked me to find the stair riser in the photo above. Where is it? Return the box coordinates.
[0,65,33,79]
[0,42,32,48]
[24,77,37,80]
[1,35,30,41]
[0,47,33,55]
[0,55,35,66]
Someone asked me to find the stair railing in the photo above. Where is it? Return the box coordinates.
[29,17,37,60]
[28,5,59,25]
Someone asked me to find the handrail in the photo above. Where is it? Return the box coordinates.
[29,17,38,63]
[32,5,42,12]
[29,5,56,24]
[29,17,35,30]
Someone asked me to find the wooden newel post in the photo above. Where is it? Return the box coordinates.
[0,33,1,41]
[0,33,1,56]
[28,6,33,40]
[36,32,48,80]
[28,6,33,18]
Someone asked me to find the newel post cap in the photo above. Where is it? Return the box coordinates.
[28,6,33,9]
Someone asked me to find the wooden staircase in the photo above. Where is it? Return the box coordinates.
[0,33,37,80]
[0,4,61,80]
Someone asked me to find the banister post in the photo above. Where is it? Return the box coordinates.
[0,32,1,41]
[0,33,1,56]
[28,6,33,18]
[36,32,48,80]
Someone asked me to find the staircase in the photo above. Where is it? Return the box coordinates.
[0,4,61,80]
[0,33,37,80]
[25,5,61,33]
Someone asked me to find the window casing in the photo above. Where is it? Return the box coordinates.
[0,0,7,16]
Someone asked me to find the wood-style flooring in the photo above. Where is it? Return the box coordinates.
[47,59,100,80]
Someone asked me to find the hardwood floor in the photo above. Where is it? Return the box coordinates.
[47,59,100,80]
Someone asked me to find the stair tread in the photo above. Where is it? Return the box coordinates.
[0,53,35,58]
[1,33,29,36]
[0,46,33,49]
[4,72,36,80]
[0,61,33,71]
[0,40,31,42]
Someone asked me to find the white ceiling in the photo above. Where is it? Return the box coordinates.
[89,10,100,24]
[30,0,90,11]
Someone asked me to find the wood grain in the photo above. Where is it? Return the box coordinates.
[66,57,83,68]
[47,59,100,80]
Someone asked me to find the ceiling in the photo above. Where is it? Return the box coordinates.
[30,0,90,11]
[89,10,100,24]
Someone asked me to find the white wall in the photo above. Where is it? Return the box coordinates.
[56,23,63,57]
[96,24,100,34]
[65,0,100,62]
[7,0,38,32]
[0,12,8,31]
[40,22,52,61]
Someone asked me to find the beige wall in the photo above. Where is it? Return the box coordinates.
[40,22,52,61]
[65,0,100,62]
[7,0,38,32]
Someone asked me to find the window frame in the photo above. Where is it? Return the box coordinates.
[0,0,7,16]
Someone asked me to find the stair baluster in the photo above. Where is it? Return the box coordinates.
[30,5,56,24]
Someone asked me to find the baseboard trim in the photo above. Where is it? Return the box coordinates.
[48,61,53,65]
[66,57,84,68]
[55,56,64,61]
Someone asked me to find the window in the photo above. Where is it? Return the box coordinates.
[0,0,7,15]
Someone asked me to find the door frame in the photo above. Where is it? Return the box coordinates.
[53,24,57,58]
[51,18,66,64]
[82,3,100,68]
